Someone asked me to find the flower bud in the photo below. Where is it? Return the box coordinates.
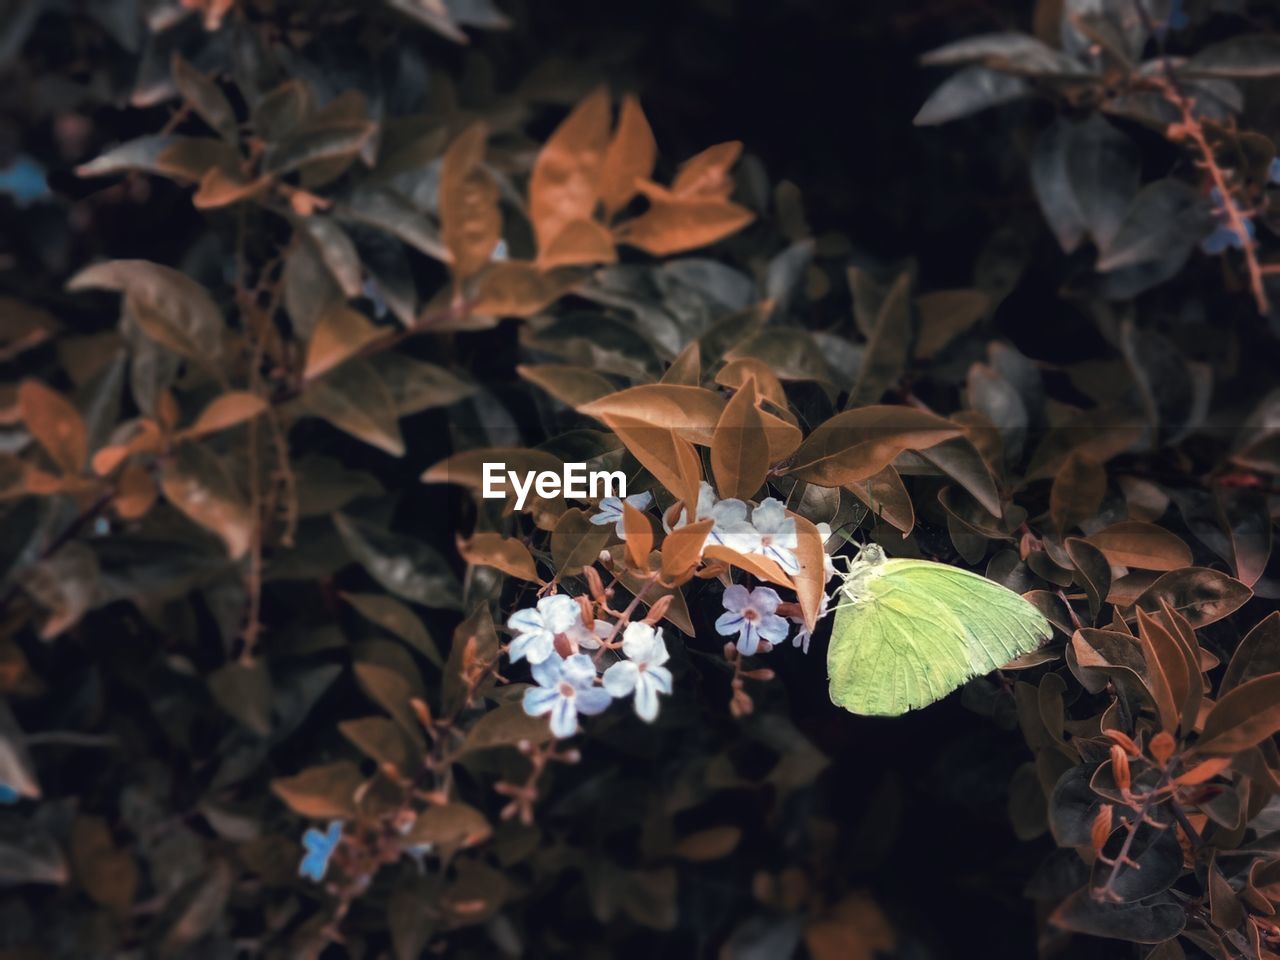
[1110,744,1131,792]
[1148,731,1176,766]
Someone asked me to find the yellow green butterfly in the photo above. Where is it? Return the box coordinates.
[826,543,1052,716]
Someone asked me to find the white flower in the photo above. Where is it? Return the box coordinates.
[565,617,613,652]
[714,584,789,656]
[750,498,800,574]
[522,653,613,738]
[589,491,654,538]
[708,497,762,554]
[506,594,581,664]
[788,594,831,655]
[602,623,673,721]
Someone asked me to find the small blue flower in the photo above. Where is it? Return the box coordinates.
[715,585,789,656]
[299,820,343,882]
[1201,187,1255,255]
[0,783,20,805]
[0,155,50,206]
[788,594,831,656]
[361,276,389,319]
[589,491,653,538]
[507,594,582,665]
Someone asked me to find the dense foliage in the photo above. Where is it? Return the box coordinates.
[3,1,1280,958]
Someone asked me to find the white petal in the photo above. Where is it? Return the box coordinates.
[634,674,660,721]
[721,584,750,614]
[550,697,577,738]
[715,611,745,637]
[647,665,673,694]
[561,653,598,688]
[523,686,560,717]
[603,660,639,697]
[749,586,782,614]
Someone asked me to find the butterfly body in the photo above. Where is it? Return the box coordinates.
[827,544,1052,716]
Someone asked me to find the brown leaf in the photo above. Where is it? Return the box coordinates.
[304,304,385,380]
[661,519,713,583]
[458,702,553,755]
[673,826,741,861]
[791,514,829,632]
[599,94,656,217]
[787,405,961,487]
[1051,451,1106,534]
[623,502,654,571]
[714,356,789,411]
[18,380,87,475]
[1221,612,1280,694]
[402,803,492,853]
[529,87,611,253]
[537,217,617,269]
[702,544,794,589]
[914,289,989,359]
[711,377,770,501]
[1194,674,1280,755]
[423,447,565,525]
[468,261,580,318]
[1215,485,1271,589]
[614,192,754,257]
[847,271,912,408]
[1086,521,1192,571]
[440,122,501,281]
[550,508,613,577]
[1135,607,1188,734]
[603,415,702,510]
[271,761,362,818]
[1135,567,1252,627]
[661,341,701,386]
[517,364,615,408]
[71,817,137,916]
[846,464,915,535]
[159,443,253,559]
[573,391,719,453]
[457,532,541,582]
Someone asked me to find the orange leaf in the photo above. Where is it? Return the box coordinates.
[711,377,770,501]
[440,122,501,282]
[602,415,702,510]
[580,384,725,446]
[457,532,541,582]
[598,94,656,217]
[786,405,961,487]
[19,380,87,475]
[529,87,611,253]
[661,518,712,583]
[671,141,743,200]
[1086,521,1193,571]
[702,544,794,590]
[1174,756,1231,785]
[791,514,829,632]
[537,218,617,270]
[715,357,790,412]
[623,502,654,571]
[614,195,754,257]
[179,391,268,440]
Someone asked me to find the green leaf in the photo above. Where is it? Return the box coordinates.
[343,591,443,665]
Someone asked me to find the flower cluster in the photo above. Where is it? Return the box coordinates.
[593,482,805,574]
[510,598,673,738]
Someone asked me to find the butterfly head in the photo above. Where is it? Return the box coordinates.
[832,541,887,603]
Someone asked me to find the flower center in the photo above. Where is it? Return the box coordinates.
[743,609,759,623]
[557,682,576,698]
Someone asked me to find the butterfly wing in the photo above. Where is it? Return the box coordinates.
[827,558,1052,716]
